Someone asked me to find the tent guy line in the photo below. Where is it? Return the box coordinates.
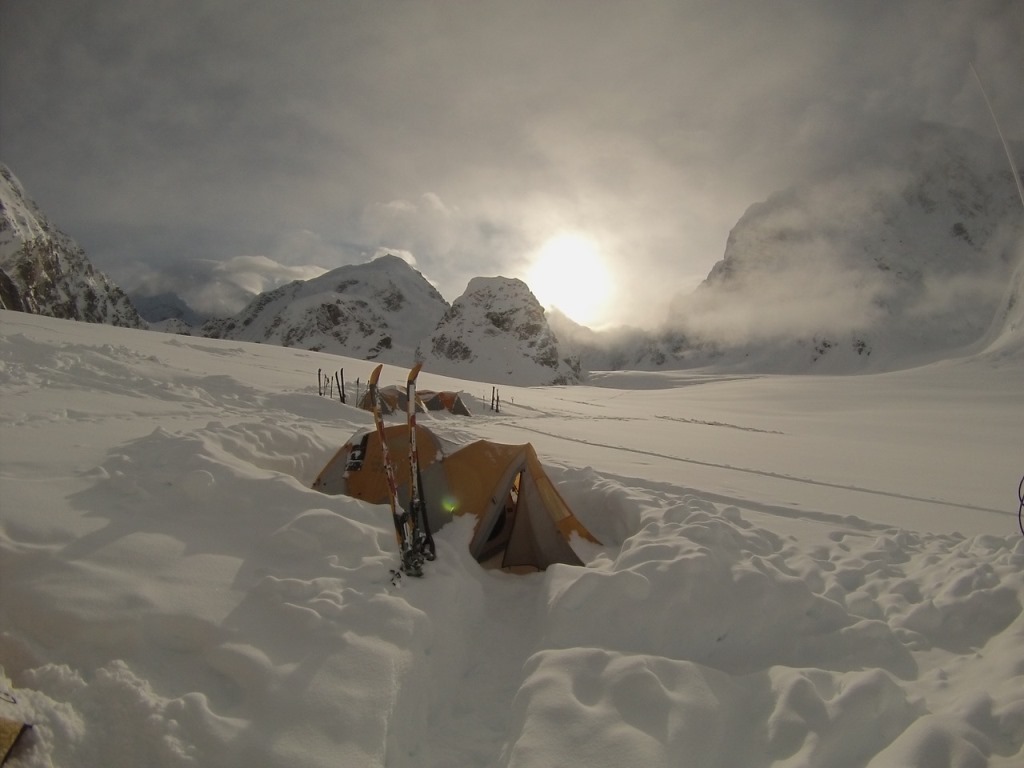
[499,423,1012,517]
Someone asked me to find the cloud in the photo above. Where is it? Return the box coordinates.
[667,137,1022,348]
[126,255,327,317]
[208,256,325,297]
[361,195,458,256]
[359,192,531,301]
[676,246,895,345]
[2,0,1021,331]
[268,229,352,269]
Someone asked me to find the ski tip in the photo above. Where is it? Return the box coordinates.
[369,363,384,386]
[408,361,424,381]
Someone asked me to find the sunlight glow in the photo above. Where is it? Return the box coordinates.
[526,232,613,328]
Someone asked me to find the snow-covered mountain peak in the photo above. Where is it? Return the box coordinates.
[0,163,145,327]
[200,253,449,362]
[420,275,580,385]
[194,262,581,384]
[0,165,50,258]
[462,274,533,306]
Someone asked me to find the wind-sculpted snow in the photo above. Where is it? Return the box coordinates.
[1,312,1022,767]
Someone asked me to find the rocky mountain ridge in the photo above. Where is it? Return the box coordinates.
[421,275,581,384]
[198,256,581,385]
[0,164,145,328]
[200,254,451,365]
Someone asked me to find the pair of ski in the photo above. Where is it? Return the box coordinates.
[367,362,435,581]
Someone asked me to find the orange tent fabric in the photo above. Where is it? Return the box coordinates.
[357,385,425,415]
[418,390,472,416]
[313,424,597,570]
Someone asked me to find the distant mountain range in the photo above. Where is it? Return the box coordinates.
[195,255,581,385]
[2,121,1021,381]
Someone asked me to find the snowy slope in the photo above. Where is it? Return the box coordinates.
[201,254,449,363]
[974,238,1024,365]
[420,276,580,385]
[1,311,1022,768]
[0,164,145,328]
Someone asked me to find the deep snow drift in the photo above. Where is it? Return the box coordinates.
[1,311,1022,767]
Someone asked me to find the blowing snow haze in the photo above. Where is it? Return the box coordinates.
[2,0,1022,329]
[664,124,1024,369]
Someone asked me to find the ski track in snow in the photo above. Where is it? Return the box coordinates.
[655,414,785,434]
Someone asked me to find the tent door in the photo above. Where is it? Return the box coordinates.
[477,471,521,566]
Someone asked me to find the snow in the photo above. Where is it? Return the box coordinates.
[1,310,1022,768]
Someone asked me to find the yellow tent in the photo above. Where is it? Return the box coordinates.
[312,424,598,571]
[0,717,30,765]
[357,385,425,415]
[418,389,473,416]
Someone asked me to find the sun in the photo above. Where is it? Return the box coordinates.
[526,232,613,327]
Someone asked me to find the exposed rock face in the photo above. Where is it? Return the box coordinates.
[0,164,145,327]
[200,254,449,363]
[420,276,580,385]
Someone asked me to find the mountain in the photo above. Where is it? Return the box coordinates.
[200,254,449,363]
[0,164,145,328]
[132,291,208,327]
[662,124,1023,372]
[419,276,581,385]
[194,260,578,385]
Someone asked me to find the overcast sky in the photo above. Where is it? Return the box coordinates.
[2,0,1021,328]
